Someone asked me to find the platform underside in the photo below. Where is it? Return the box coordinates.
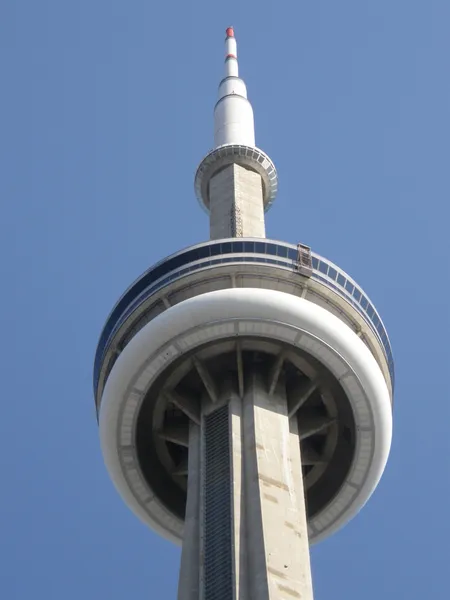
[136,340,356,524]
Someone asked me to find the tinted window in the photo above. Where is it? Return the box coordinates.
[198,245,210,260]
[152,261,171,281]
[183,249,199,264]
[345,281,354,294]
[243,241,254,253]
[337,274,346,287]
[267,244,277,255]
[233,241,244,253]
[312,257,319,269]
[277,245,288,258]
[328,267,337,280]
[255,242,265,254]
[221,242,232,254]
[319,261,328,274]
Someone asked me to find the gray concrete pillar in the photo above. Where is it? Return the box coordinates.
[242,370,314,600]
[229,389,249,599]
[209,163,266,239]
[178,369,314,600]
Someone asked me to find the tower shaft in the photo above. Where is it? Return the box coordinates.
[210,163,265,239]
[182,28,312,599]
[178,367,314,600]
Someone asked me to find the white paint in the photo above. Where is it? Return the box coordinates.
[214,30,256,147]
[225,36,237,60]
[214,93,255,147]
[217,77,247,99]
[224,57,238,78]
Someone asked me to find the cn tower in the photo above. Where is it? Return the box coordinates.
[94,27,394,599]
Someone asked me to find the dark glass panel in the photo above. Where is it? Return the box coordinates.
[197,245,211,260]
[319,261,328,274]
[182,249,199,264]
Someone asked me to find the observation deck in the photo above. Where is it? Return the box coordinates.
[94,238,394,405]
[95,238,394,545]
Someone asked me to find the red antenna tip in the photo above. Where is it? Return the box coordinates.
[226,27,234,38]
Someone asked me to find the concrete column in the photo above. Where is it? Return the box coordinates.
[209,163,266,239]
[242,370,314,600]
[178,369,313,600]
[229,390,249,599]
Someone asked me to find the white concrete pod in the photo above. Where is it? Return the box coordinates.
[99,288,392,545]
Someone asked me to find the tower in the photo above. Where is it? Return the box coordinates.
[94,27,394,600]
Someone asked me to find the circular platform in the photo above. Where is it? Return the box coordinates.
[99,288,392,545]
[195,145,278,213]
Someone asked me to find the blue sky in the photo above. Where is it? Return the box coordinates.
[1,1,449,598]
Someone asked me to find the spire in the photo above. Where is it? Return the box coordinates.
[215,27,254,147]
[224,26,238,77]
[195,28,278,219]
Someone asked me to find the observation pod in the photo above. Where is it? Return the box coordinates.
[95,27,394,600]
